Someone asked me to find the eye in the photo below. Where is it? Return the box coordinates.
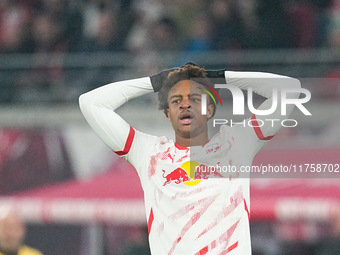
[171,99,180,104]
[191,97,200,102]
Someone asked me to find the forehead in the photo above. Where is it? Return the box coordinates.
[168,80,205,97]
[1,214,22,227]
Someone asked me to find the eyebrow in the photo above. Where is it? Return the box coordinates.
[190,93,203,97]
[169,93,203,100]
[169,95,182,100]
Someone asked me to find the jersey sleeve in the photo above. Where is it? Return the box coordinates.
[225,71,301,153]
[78,77,155,158]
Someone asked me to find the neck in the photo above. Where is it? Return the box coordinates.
[175,133,209,148]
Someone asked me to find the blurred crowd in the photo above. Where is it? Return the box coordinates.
[1,0,340,103]
[2,0,340,54]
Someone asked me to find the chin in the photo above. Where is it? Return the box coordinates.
[178,128,191,138]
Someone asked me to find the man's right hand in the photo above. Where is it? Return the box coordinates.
[150,68,176,92]
[205,68,226,79]
[150,62,199,92]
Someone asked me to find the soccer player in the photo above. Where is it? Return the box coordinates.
[79,63,300,254]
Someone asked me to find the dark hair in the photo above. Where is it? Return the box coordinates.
[158,64,217,117]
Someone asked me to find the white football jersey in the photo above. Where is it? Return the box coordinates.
[125,123,265,254]
[79,72,300,255]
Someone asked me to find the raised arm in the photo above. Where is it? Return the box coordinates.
[78,67,175,156]
[224,71,301,139]
[79,77,153,153]
[206,69,301,142]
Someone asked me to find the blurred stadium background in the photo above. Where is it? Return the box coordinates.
[0,0,340,254]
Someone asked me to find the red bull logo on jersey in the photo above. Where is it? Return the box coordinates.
[162,161,224,186]
[162,168,190,186]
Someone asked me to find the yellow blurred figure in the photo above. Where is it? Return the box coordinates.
[0,211,43,255]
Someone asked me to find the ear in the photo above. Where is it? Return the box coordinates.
[167,108,171,121]
[206,104,214,119]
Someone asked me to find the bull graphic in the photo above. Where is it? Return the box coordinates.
[162,168,190,186]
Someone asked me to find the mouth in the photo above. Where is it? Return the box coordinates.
[179,112,194,125]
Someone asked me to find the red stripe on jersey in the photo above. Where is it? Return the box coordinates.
[198,220,240,255]
[227,241,238,253]
[114,126,135,156]
[169,196,217,255]
[175,142,189,151]
[148,208,154,235]
[251,114,274,140]
[197,245,208,255]
[244,199,250,222]
[219,221,240,254]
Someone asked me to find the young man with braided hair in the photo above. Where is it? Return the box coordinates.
[79,63,300,254]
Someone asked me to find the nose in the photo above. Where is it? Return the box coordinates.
[180,98,191,109]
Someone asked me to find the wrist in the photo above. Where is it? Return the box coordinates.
[150,71,168,92]
[205,69,226,79]
[150,68,177,92]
